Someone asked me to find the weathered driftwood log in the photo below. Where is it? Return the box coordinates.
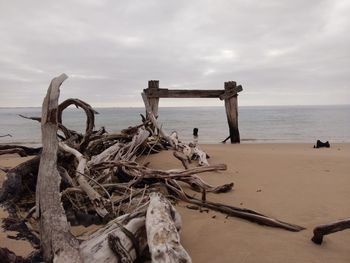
[0,148,28,157]
[0,156,40,202]
[35,73,82,262]
[80,209,148,263]
[166,180,305,232]
[0,145,41,156]
[88,142,122,166]
[95,161,227,181]
[84,132,137,158]
[146,192,192,263]
[311,218,350,244]
[173,151,189,169]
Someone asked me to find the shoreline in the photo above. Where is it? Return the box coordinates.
[1,143,350,262]
[2,141,350,148]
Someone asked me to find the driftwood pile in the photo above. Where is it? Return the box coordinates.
[0,74,306,262]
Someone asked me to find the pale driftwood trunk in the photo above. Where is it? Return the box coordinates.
[36,74,82,263]
[311,218,350,244]
[146,192,192,263]
[80,209,148,263]
[88,142,122,166]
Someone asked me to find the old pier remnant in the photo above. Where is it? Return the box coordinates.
[143,80,243,143]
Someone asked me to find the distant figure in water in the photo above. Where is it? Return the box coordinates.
[193,128,198,145]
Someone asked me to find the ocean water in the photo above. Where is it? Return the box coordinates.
[0,105,349,145]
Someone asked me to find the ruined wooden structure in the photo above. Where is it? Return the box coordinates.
[143,80,243,143]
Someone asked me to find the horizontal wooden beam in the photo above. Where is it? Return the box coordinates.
[144,86,242,99]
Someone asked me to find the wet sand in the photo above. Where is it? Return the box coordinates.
[0,154,34,256]
[1,143,350,262]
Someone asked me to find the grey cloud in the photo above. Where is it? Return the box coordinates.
[0,0,349,107]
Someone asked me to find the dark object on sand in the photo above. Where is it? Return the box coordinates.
[311,218,350,245]
[0,247,27,263]
[0,247,42,263]
[193,128,198,137]
[314,140,330,148]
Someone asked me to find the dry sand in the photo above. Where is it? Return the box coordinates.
[1,143,350,262]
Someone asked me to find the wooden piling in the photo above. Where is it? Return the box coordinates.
[224,81,240,143]
[147,80,160,117]
[143,79,242,144]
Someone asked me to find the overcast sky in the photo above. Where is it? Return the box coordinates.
[0,0,349,107]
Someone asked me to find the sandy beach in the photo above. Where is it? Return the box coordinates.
[1,143,350,262]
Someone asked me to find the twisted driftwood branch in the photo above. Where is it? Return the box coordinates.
[58,98,98,150]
